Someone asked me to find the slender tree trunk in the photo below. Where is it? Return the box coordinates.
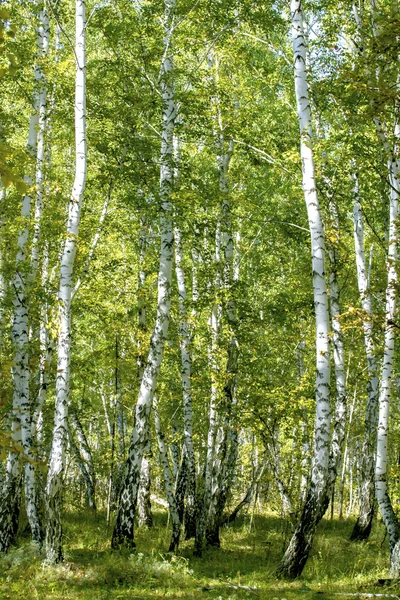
[136,217,154,528]
[322,196,347,514]
[138,453,153,528]
[350,170,379,541]
[154,399,181,552]
[25,4,50,547]
[375,137,400,576]
[264,432,294,518]
[277,0,331,579]
[220,460,266,526]
[206,116,239,549]
[174,225,196,539]
[0,4,49,551]
[45,0,87,562]
[340,385,356,520]
[297,335,310,504]
[198,92,239,551]
[30,5,49,282]
[194,300,219,556]
[111,0,176,550]
[69,409,96,510]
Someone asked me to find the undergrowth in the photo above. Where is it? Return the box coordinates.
[0,510,394,599]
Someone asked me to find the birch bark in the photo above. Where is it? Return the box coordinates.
[350,169,379,541]
[154,399,181,551]
[206,136,240,548]
[174,225,196,539]
[360,1,400,574]
[195,133,236,555]
[136,217,154,528]
[111,0,176,550]
[323,196,346,514]
[69,409,96,510]
[0,3,49,551]
[277,0,331,579]
[45,0,87,563]
[375,130,400,575]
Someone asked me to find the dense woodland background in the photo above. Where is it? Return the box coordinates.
[1,0,400,596]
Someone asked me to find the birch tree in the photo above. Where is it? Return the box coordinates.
[111,0,176,550]
[0,2,49,552]
[174,225,196,539]
[350,169,379,542]
[374,115,400,576]
[277,0,331,579]
[45,0,87,563]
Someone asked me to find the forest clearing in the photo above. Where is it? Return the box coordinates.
[2,0,400,596]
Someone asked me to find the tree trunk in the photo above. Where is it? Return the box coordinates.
[69,409,96,510]
[138,453,153,528]
[321,195,347,516]
[277,0,331,579]
[0,3,49,551]
[375,137,400,576]
[220,460,266,526]
[154,399,181,552]
[111,0,176,550]
[45,0,87,563]
[174,225,196,539]
[350,169,378,541]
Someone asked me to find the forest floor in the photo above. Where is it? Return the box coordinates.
[0,509,397,600]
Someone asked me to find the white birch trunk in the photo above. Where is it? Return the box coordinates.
[30,5,50,281]
[111,0,176,549]
[350,169,379,541]
[136,225,154,526]
[135,224,154,528]
[0,4,49,551]
[45,0,87,563]
[363,1,400,574]
[265,432,294,517]
[194,299,219,556]
[25,5,50,546]
[138,454,153,528]
[277,0,331,579]
[174,225,196,539]
[196,95,238,552]
[375,135,400,575]
[325,196,346,514]
[297,337,310,503]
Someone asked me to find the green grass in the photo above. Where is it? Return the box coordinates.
[0,510,395,600]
